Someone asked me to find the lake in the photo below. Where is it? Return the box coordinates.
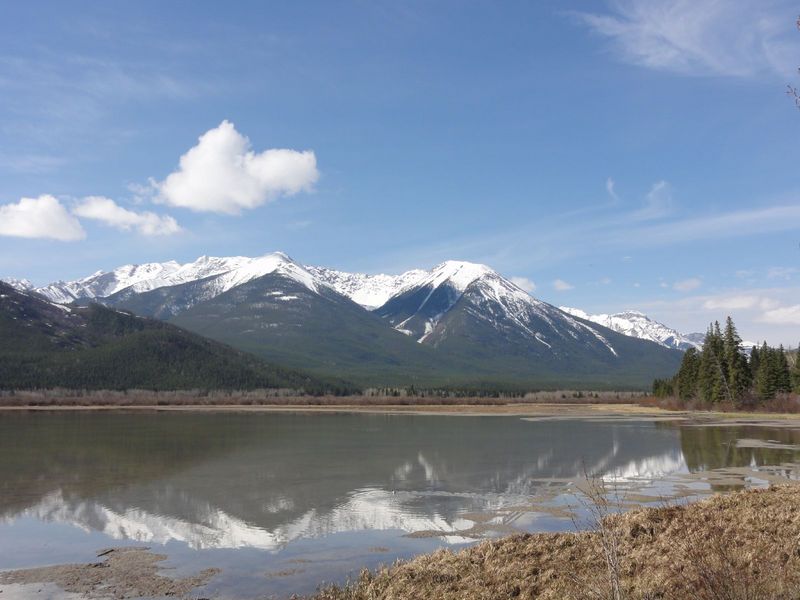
[1,410,799,598]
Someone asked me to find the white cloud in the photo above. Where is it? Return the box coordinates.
[0,195,85,241]
[73,196,181,236]
[574,0,799,78]
[767,266,799,280]
[633,180,672,221]
[605,177,620,202]
[511,276,536,293]
[553,279,574,291]
[599,276,612,285]
[154,120,319,214]
[703,295,779,311]
[673,277,701,292]
[759,304,800,325]
[638,204,800,246]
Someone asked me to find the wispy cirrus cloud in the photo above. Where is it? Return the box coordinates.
[605,177,620,203]
[673,277,701,292]
[637,287,800,345]
[759,304,800,325]
[553,279,574,291]
[767,266,799,280]
[573,0,800,78]
[632,180,672,221]
[703,295,779,311]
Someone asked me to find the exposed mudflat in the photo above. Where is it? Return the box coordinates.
[0,548,218,600]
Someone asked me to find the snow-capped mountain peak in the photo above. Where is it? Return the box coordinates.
[560,307,700,351]
[212,252,320,295]
[424,260,495,293]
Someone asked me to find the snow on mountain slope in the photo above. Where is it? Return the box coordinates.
[559,308,700,351]
[208,252,321,296]
[375,261,620,356]
[33,253,318,304]
[374,261,499,338]
[307,267,427,309]
[100,252,327,320]
[1,277,34,291]
[36,261,184,303]
[458,272,619,356]
[309,261,497,310]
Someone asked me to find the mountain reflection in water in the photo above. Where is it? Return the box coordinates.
[2,412,799,554]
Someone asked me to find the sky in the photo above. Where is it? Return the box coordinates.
[1,0,799,344]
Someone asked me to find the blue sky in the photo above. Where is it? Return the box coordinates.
[1,0,799,344]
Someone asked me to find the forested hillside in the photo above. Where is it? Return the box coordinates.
[0,282,348,393]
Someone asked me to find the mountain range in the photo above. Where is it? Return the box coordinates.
[2,252,686,390]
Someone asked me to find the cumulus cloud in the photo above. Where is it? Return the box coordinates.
[154,120,319,214]
[574,0,799,78]
[511,276,536,293]
[759,304,800,325]
[553,279,574,291]
[0,195,85,241]
[73,196,181,236]
[673,277,701,292]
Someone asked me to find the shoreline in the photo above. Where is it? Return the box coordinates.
[3,402,800,425]
[0,401,666,415]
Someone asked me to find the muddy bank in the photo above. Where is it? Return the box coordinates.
[0,548,218,599]
[303,486,800,600]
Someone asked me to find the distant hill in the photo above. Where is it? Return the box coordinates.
[0,282,345,393]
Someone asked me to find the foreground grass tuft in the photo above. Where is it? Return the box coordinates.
[301,486,800,600]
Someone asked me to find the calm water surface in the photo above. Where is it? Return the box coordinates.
[1,411,799,598]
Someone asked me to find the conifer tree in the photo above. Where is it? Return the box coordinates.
[722,316,750,402]
[776,346,792,394]
[699,321,729,403]
[755,342,774,400]
[675,347,700,400]
[749,344,760,378]
[792,344,800,393]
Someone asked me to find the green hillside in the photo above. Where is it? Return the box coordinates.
[0,282,347,393]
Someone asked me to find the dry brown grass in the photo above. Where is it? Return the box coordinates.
[0,389,646,409]
[301,486,800,600]
[641,393,800,414]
